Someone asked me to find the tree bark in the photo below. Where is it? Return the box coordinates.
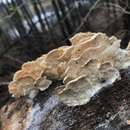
[1,68,130,130]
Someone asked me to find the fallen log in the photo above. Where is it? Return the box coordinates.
[0,68,130,130]
[1,32,130,130]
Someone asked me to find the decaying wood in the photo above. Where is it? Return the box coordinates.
[1,32,130,130]
[0,69,130,130]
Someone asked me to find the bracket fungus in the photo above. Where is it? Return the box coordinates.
[8,32,130,106]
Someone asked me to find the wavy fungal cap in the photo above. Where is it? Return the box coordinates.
[8,32,130,106]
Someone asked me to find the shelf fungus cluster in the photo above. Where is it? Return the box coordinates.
[8,32,130,106]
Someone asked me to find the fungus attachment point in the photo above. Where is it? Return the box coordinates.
[8,32,130,106]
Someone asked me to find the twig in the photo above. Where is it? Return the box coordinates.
[58,0,101,42]
[105,3,130,15]
[73,0,101,33]
[4,55,23,65]
[0,82,9,86]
